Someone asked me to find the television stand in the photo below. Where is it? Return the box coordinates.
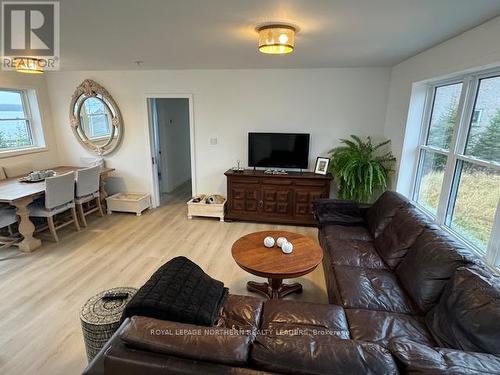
[224,169,332,226]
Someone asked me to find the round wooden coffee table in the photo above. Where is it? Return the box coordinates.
[231,231,323,299]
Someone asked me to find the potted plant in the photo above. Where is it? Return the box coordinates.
[328,135,396,203]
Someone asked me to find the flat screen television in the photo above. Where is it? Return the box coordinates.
[248,132,310,169]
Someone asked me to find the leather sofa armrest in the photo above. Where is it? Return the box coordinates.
[121,316,252,366]
[313,199,368,227]
[388,339,500,374]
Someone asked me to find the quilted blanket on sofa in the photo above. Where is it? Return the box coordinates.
[121,256,228,326]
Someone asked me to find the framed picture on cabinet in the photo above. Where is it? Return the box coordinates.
[314,157,330,175]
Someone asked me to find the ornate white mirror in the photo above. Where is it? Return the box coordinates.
[69,79,123,155]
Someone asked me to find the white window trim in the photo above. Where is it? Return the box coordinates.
[0,87,47,158]
[409,67,500,269]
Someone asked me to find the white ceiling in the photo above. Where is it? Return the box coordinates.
[59,0,500,70]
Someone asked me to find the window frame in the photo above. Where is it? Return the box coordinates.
[0,88,35,150]
[411,68,500,268]
[0,87,47,157]
[80,95,113,141]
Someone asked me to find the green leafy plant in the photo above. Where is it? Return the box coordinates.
[328,135,396,203]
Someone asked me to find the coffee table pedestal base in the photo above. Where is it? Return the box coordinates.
[247,278,302,299]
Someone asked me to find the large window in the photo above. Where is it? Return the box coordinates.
[0,89,34,150]
[413,70,500,268]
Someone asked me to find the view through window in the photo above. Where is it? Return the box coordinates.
[80,96,111,139]
[0,90,33,150]
[413,71,500,266]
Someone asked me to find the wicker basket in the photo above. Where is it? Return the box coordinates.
[80,287,137,362]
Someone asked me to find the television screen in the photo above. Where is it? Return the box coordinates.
[248,133,310,169]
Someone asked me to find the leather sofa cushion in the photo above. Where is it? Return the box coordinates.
[322,252,343,305]
[374,207,429,269]
[396,227,477,313]
[216,294,263,334]
[320,224,372,242]
[389,339,500,375]
[251,335,399,375]
[328,239,387,269]
[261,299,350,339]
[121,316,252,366]
[346,309,435,347]
[104,340,268,375]
[426,266,500,355]
[365,191,409,238]
[335,265,419,314]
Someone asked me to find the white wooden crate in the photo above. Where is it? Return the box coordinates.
[106,193,151,216]
[187,197,226,222]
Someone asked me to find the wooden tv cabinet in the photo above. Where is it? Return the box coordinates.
[224,169,332,226]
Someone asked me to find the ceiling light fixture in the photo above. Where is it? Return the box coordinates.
[257,24,296,55]
[14,57,44,74]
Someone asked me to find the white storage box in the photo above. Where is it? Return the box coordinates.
[106,193,151,216]
[187,195,226,222]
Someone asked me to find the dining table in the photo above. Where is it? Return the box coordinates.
[0,166,114,252]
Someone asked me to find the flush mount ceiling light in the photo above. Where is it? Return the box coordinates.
[257,24,296,55]
[14,57,44,74]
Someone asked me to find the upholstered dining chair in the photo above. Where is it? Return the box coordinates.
[0,206,19,249]
[75,166,104,227]
[0,167,10,209]
[28,172,80,242]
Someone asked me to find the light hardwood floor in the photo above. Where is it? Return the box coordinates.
[0,189,326,375]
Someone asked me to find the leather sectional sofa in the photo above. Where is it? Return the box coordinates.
[84,191,500,375]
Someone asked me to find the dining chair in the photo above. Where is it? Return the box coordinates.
[4,162,34,178]
[28,172,80,242]
[75,166,104,227]
[0,167,10,210]
[0,206,19,249]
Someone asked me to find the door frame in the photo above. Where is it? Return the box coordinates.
[144,93,196,207]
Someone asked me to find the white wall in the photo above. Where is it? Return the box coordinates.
[156,98,191,193]
[384,15,500,193]
[5,15,499,199]
[0,71,59,171]
[45,68,391,197]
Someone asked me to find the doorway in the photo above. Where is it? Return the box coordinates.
[147,96,195,207]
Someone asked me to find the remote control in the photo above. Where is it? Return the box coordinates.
[102,292,129,300]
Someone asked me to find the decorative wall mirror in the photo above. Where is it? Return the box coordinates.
[69,79,123,155]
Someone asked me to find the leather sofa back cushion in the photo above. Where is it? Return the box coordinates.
[103,340,265,375]
[365,191,409,238]
[374,207,428,269]
[389,339,500,374]
[426,266,500,355]
[251,335,398,375]
[216,294,263,333]
[121,316,251,366]
[396,228,476,313]
[260,299,351,339]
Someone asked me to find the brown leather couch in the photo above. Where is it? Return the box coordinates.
[84,191,500,375]
[84,294,398,374]
[316,191,500,373]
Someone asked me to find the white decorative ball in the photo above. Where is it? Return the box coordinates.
[276,237,287,248]
[282,241,293,254]
[263,236,275,248]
